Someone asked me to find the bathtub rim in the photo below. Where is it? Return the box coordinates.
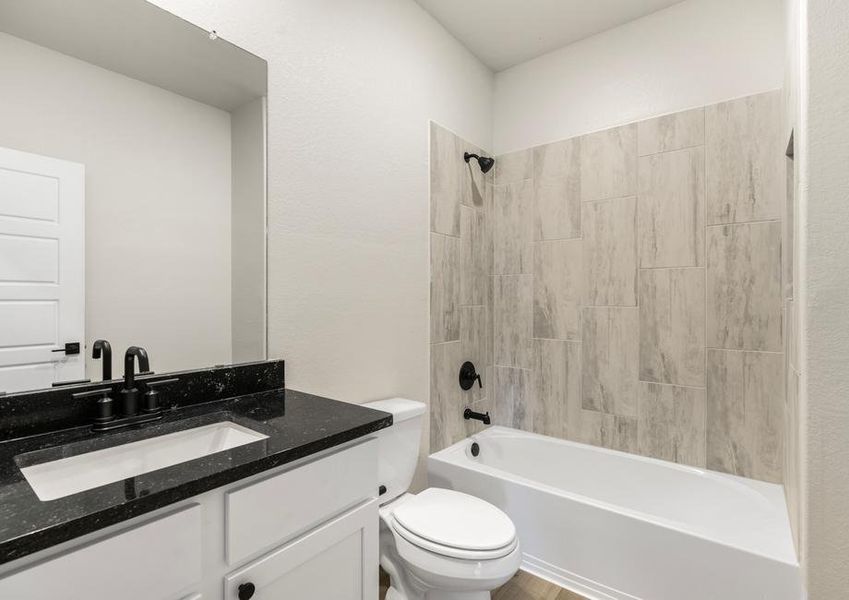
[428,426,799,568]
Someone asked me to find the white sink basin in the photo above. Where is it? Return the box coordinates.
[20,421,268,501]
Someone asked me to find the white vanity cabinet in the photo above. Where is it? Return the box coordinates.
[0,438,379,600]
[224,500,378,600]
[0,505,203,600]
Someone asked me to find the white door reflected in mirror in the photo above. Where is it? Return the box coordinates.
[0,147,84,393]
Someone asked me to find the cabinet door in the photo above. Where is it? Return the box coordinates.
[0,505,201,600]
[224,500,378,600]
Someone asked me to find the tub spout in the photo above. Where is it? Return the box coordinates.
[464,407,491,425]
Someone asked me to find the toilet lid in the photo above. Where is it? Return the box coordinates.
[392,488,516,552]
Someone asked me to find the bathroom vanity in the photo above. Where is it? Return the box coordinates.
[0,361,392,600]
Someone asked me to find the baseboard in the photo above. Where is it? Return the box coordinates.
[520,553,641,600]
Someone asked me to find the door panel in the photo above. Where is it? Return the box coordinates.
[0,146,84,392]
[224,500,378,600]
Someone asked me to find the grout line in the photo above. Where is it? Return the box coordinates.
[579,304,638,309]
[638,380,706,391]
[534,236,583,243]
[705,347,783,355]
[639,265,704,271]
[637,141,706,158]
[705,218,781,228]
[581,194,637,205]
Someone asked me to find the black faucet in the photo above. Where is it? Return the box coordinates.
[92,339,112,381]
[464,407,491,425]
[121,346,150,417]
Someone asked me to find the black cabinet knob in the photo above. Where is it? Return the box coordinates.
[238,582,256,600]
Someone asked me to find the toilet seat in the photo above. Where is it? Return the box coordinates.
[392,519,518,560]
[389,488,517,560]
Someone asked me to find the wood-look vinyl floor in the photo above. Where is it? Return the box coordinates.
[379,568,587,600]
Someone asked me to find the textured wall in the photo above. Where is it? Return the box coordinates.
[149,0,494,490]
[493,0,785,154]
[432,91,788,483]
[800,0,849,594]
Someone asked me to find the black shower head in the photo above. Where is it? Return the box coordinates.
[464,152,495,174]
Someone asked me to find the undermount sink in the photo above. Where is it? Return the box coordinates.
[19,421,268,501]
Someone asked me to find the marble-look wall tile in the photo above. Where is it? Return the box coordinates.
[639,268,705,387]
[706,349,784,482]
[581,124,637,202]
[534,178,581,243]
[460,305,490,404]
[430,341,464,451]
[785,298,798,373]
[706,222,782,351]
[460,206,491,306]
[638,147,705,268]
[576,410,638,453]
[495,148,533,185]
[582,196,637,306]
[637,107,705,156]
[582,306,638,417]
[705,90,784,224]
[533,240,583,341]
[494,275,533,369]
[430,122,461,236]
[637,382,707,467]
[783,155,795,298]
[533,138,581,180]
[430,233,460,343]
[493,366,533,431]
[493,181,534,274]
[534,339,581,438]
[533,138,581,240]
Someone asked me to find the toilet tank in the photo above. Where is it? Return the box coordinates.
[363,398,425,504]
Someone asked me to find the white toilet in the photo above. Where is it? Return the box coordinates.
[364,398,521,600]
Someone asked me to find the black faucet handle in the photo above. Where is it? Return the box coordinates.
[142,378,179,413]
[459,361,483,391]
[73,388,115,425]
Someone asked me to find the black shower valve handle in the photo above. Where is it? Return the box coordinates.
[459,361,483,391]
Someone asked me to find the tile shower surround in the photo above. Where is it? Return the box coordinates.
[430,90,786,484]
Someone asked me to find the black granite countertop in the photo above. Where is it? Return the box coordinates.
[0,388,392,565]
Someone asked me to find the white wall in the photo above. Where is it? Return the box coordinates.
[148,0,494,476]
[798,0,849,595]
[492,0,785,154]
[0,33,233,378]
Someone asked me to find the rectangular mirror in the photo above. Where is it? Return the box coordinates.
[0,0,268,393]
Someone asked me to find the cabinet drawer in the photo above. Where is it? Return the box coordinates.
[0,504,201,600]
[226,438,377,565]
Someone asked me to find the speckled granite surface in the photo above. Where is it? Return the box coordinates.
[0,362,391,565]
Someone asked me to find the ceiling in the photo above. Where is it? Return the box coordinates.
[414,0,685,72]
[0,0,267,112]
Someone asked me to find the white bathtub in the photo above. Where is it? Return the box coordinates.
[428,426,802,600]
